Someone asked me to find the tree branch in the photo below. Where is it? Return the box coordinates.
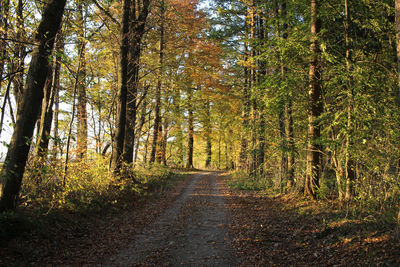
[91,0,120,27]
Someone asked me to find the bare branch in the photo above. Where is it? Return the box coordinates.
[91,0,120,27]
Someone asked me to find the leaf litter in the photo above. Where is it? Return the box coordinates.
[2,171,400,266]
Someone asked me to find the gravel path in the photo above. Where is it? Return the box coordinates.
[106,172,236,266]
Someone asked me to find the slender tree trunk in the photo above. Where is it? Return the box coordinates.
[174,90,184,167]
[305,0,323,199]
[0,78,12,138]
[150,0,165,164]
[257,7,266,177]
[160,96,170,165]
[218,132,221,169]
[0,1,13,134]
[275,0,287,189]
[161,116,168,165]
[205,101,212,168]
[0,0,66,211]
[107,87,117,167]
[239,40,250,170]
[111,0,131,174]
[52,69,60,161]
[249,0,257,175]
[206,137,212,168]
[156,123,163,163]
[224,141,229,170]
[396,0,400,100]
[281,0,295,189]
[286,98,295,188]
[97,98,102,154]
[186,89,194,169]
[76,1,88,160]
[394,0,400,225]
[12,0,25,109]
[92,105,98,154]
[63,46,82,185]
[178,123,184,166]
[344,0,355,202]
[134,99,147,163]
[332,146,345,201]
[0,0,10,90]
[7,92,15,125]
[143,112,152,163]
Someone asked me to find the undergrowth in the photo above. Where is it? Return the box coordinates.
[226,170,400,229]
[0,158,187,242]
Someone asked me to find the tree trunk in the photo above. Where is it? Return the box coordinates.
[150,0,165,164]
[205,101,212,168]
[63,47,82,185]
[35,33,62,159]
[0,0,66,212]
[286,99,295,188]
[249,0,257,175]
[281,0,295,189]
[123,54,139,163]
[52,67,60,161]
[0,0,10,90]
[0,79,13,138]
[305,0,323,199]
[76,0,88,160]
[111,0,131,174]
[161,116,168,165]
[394,0,400,225]
[239,40,250,170]
[156,123,163,163]
[173,89,184,167]
[396,0,400,100]
[97,99,102,154]
[218,132,221,169]
[344,0,355,203]
[143,112,152,163]
[186,90,194,169]
[257,7,266,177]
[276,0,288,188]
[332,147,344,201]
[124,0,150,163]
[13,0,25,109]
[134,98,147,163]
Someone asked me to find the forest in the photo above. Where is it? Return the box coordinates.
[1,0,400,265]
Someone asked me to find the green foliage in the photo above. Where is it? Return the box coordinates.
[226,171,272,191]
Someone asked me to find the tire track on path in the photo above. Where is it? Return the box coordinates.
[106,172,235,266]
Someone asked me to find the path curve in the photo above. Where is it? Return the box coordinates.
[106,172,236,266]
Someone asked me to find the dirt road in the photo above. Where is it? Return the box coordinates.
[106,172,236,266]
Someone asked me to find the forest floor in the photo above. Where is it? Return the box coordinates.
[1,171,400,266]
